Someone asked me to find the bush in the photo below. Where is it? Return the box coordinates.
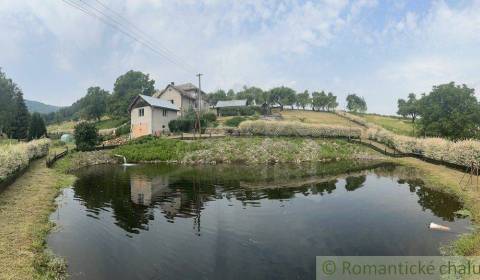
[338,110,480,167]
[218,106,261,116]
[203,112,217,122]
[0,139,51,182]
[74,122,98,151]
[169,118,207,133]
[225,117,247,127]
[239,120,362,138]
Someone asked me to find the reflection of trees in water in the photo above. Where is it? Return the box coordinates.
[71,161,463,234]
[345,175,366,192]
[398,178,461,222]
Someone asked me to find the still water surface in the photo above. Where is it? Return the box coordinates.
[48,161,470,279]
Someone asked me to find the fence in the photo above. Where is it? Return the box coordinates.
[46,144,120,168]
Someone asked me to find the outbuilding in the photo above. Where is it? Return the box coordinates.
[128,94,179,139]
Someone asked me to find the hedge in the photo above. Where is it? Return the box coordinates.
[239,120,362,138]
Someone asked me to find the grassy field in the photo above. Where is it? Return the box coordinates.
[113,136,382,164]
[47,117,128,134]
[0,159,75,279]
[279,110,362,128]
[360,114,414,136]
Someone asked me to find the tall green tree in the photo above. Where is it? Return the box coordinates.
[226,89,236,100]
[417,82,480,139]
[296,90,311,110]
[74,122,99,151]
[326,92,338,111]
[206,89,227,106]
[81,86,110,121]
[312,91,328,111]
[237,86,263,105]
[28,112,46,139]
[0,68,17,135]
[397,93,420,135]
[346,94,367,113]
[108,70,155,117]
[269,86,296,110]
[10,91,30,140]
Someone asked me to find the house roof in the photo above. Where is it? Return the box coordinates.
[215,99,248,108]
[128,95,179,112]
[153,83,207,101]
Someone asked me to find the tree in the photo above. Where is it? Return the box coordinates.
[80,87,110,121]
[206,89,227,106]
[226,89,236,100]
[269,86,296,110]
[28,112,46,139]
[312,91,328,111]
[326,92,338,111]
[108,70,155,117]
[346,94,367,113]
[10,91,30,140]
[417,82,480,140]
[74,122,99,151]
[296,90,311,110]
[397,93,420,135]
[237,86,263,105]
[0,68,17,135]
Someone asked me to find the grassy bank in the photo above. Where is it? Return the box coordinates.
[361,114,414,136]
[0,159,75,280]
[393,157,480,255]
[112,136,382,164]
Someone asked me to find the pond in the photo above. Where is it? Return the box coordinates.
[48,161,471,279]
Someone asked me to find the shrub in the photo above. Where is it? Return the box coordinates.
[225,117,247,127]
[74,122,99,151]
[168,118,207,133]
[0,138,50,182]
[338,110,480,167]
[218,106,261,116]
[239,120,362,138]
[203,112,217,122]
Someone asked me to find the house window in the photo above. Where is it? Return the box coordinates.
[162,109,167,116]
[138,108,144,117]
[170,99,174,104]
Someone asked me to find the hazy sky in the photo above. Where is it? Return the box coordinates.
[1,0,479,114]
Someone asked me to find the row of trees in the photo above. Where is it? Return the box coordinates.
[44,70,155,124]
[0,69,46,140]
[207,86,367,113]
[397,82,480,140]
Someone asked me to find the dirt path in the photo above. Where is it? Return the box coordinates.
[0,160,75,279]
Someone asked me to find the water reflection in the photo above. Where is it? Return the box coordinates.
[70,161,465,235]
[49,161,472,280]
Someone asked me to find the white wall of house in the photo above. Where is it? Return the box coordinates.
[151,107,178,134]
[131,106,152,138]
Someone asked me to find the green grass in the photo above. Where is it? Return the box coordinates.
[95,118,128,129]
[112,136,381,164]
[0,160,76,280]
[360,114,415,136]
[0,139,18,145]
[280,110,362,127]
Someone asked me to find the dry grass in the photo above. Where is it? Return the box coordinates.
[0,160,75,279]
[279,110,362,127]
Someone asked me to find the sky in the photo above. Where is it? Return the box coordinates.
[1,0,479,114]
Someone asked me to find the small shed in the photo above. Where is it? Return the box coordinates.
[215,99,248,116]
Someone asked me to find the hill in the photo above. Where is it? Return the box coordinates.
[25,100,61,114]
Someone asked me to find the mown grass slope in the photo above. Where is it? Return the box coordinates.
[279,110,361,127]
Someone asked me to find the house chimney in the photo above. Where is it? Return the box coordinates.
[170,82,174,85]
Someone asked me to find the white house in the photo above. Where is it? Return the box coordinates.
[128,94,179,139]
[153,82,208,116]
